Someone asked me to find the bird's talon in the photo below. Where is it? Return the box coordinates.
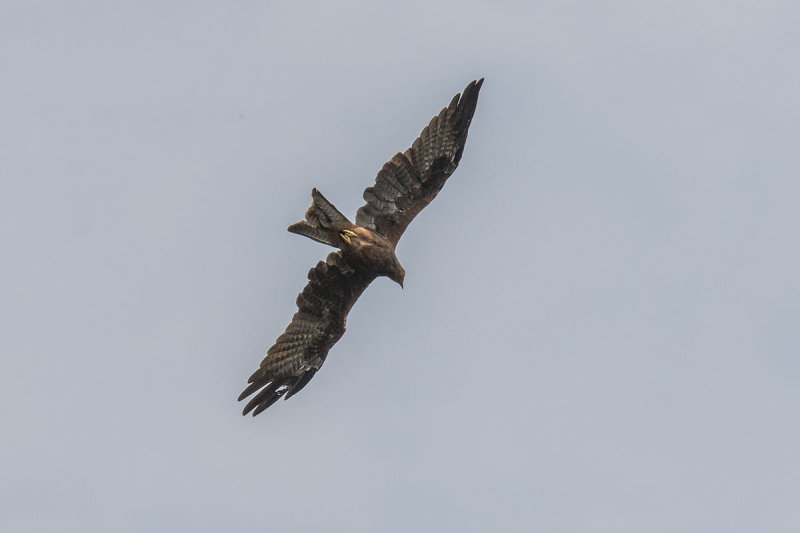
[339,229,357,244]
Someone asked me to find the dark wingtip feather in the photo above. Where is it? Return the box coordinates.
[283,369,317,400]
[459,78,483,116]
[241,381,280,415]
[251,392,283,416]
[241,395,259,415]
[447,78,483,166]
[242,398,259,416]
[238,381,261,402]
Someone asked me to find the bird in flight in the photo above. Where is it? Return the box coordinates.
[239,79,484,416]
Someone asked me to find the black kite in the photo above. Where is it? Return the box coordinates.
[239,79,484,416]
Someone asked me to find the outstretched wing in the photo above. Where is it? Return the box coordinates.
[239,252,376,416]
[356,78,484,245]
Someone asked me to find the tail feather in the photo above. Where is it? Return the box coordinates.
[288,188,351,246]
[287,221,337,246]
[308,188,347,228]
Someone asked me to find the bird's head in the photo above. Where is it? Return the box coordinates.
[388,260,405,289]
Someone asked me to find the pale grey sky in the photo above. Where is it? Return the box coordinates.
[2,1,799,532]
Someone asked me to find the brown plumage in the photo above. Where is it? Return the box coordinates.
[239,79,484,416]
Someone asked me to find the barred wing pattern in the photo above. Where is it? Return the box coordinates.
[239,252,376,416]
[356,78,483,245]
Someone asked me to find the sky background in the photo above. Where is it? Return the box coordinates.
[2,1,799,531]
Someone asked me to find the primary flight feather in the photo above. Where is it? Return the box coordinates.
[239,79,484,416]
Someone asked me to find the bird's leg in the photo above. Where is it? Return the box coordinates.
[339,229,357,244]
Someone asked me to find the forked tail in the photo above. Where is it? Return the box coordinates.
[287,188,351,246]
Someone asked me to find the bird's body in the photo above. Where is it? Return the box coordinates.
[338,226,405,286]
[239,79,483,416]
[288,189,406,286]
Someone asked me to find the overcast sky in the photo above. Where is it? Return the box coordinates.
[2,1,799,532]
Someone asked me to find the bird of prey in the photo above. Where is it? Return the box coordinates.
[239,79,484,416]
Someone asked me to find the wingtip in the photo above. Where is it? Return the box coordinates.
[241,394,263,416]
[252,403,269,417]
[467,78,484,95]
[238,383,257,403]
[451,79,483,112]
